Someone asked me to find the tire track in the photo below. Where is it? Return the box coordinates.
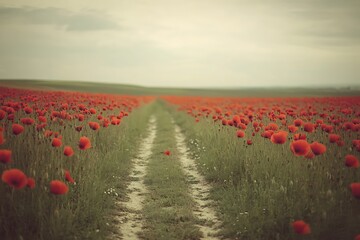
[174,125,222,240]
[112,116,157,240]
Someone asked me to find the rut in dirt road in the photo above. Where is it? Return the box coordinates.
[112,116,157,240]
[174,125,223,240]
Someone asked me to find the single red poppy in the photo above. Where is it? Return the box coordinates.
[266,123,278,131]
[236,130,245,138]
[329,134,340,143]
[305,150,315,159]
[290,140,310,156]
[310,142,326,155]
[75,126,83,132]
[20,117,35,125]
[64,146,74,157]
[247,139,252,145]
[350,183,360,199]
[1,168,27,189]
[79,136,91,150]
[345,155,359,168]
[52,138,62,147]
[292,220,311,235]
[294,133,307,141]
[0,149,11,164]
[38,116,47,123]
[88,122,100,130]
[65,170,75,183]
[164,150,171,156]
[293,119,303,127]
[262,130,274,139]
[12,124,24,135]
[288,125,298,133]
[0,109,6,120]
[303,122,315,133]
[0,131,4,145]
[270,130,288,144]
[50,180,69,195]
[26,178,35,189]
[23,107,33,114]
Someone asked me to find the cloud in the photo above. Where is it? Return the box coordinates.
[0,7,120,31]
[284,1,360,46]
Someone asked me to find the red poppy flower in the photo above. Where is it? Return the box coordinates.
[310,142,326,155]
[290,140,310,156]
[7,114,14,121]
[52,138,62,147]
[38,116,47,123]
[0,132,4,145]
[345,155,359,168]
[50,180,69,195]
[350,183,360,199]
[305,150,315,159]
[270,130,288,144]
[294,133,307,141]
[1,169,27,189]
[12,124,24,135]
[23,107,33,114]
[88,122,100,130]
[303,122,315,133]
[329,134,340,143]
[288,125,298,133]
[0,109,6,120]
[89,108,97,114]
[75,126,83,132]
[355,234,360,240]
[236,130,245,138]
[292,220,311,235]
[266,123,278,131]
[20,117,35,125]
[0,149,11,164]
[64,146,74,157]
[293,119,303,127]
[261,130,274,139]
[65,170,75,183]
[44,130,53,137]
[164,150,171,156]
[79,136,91,150]
[247,139,252,145]
[353,140,360,148]
[27,178,35,189]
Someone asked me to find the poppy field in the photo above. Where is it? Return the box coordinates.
[0,87,155,239]
[1,85,360,240]
[165,96,360,239]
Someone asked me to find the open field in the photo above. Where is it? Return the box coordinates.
[1,79,360,97]
[0,82,359,240]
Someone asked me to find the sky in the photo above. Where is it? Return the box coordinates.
[0,0,359,88]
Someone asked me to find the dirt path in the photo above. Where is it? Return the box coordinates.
[174,125,222,240]
[112,116,157,240]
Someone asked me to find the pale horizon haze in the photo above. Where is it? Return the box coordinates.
[0,0,359,88]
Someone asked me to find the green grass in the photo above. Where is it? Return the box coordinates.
[0,98,155,239]
[141,102,202,240]
[169,103,360,240]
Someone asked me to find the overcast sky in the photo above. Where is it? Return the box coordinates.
[0,0,359,87]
